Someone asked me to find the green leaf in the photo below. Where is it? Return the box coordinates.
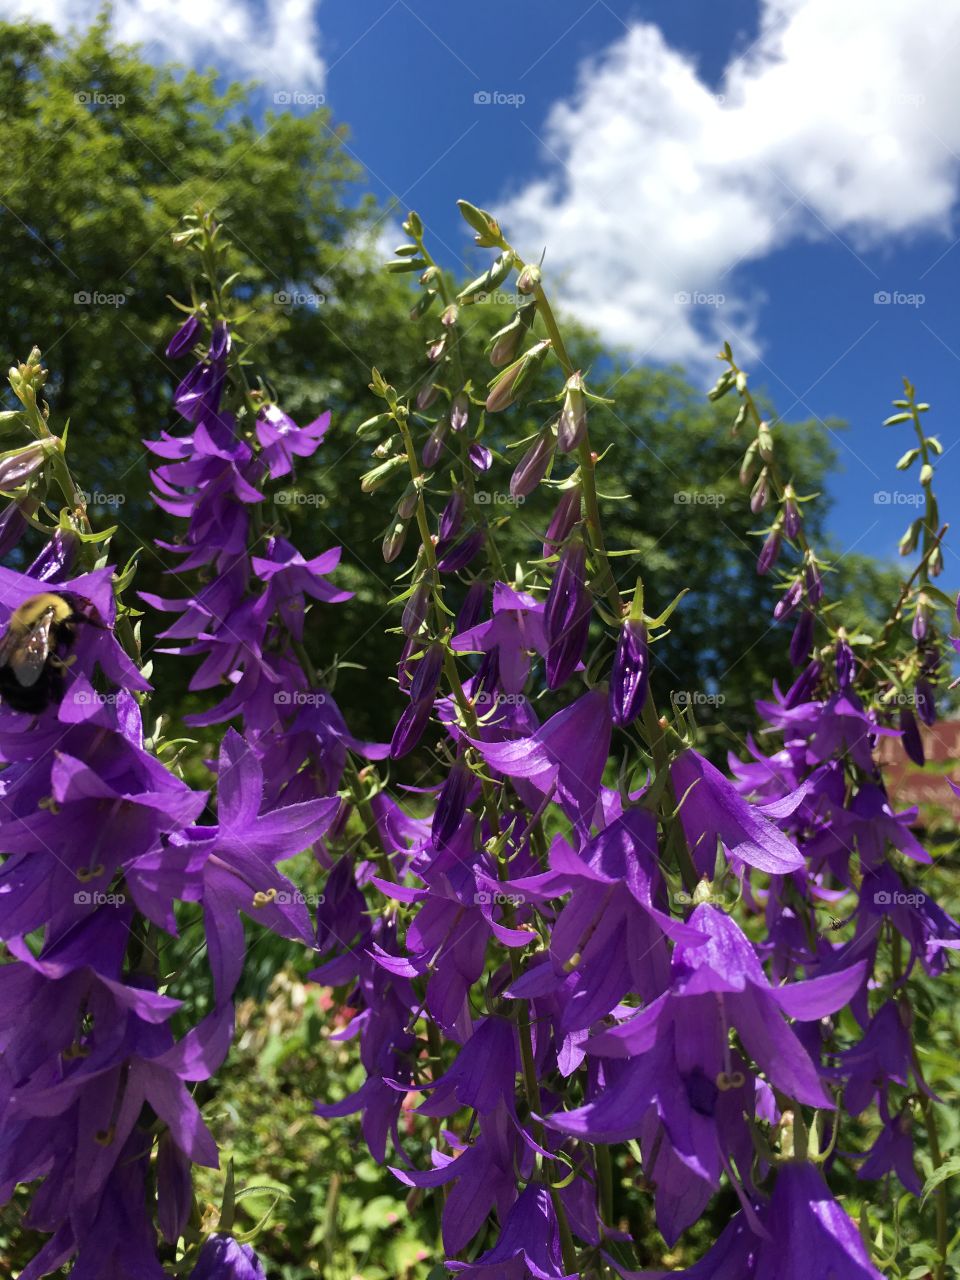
[920,1156,960,1208]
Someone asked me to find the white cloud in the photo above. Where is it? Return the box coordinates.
[501,0,960,364]
[1,0,325,90]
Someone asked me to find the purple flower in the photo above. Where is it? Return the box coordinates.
[166,312,202,358]
[189,1235,267,1280]
[544,537,591,689]
[610,617,648,727]
[637,1162,883,1279]
[447,1184,578,1279]
[256,404,330,478]
[671,749,805,875]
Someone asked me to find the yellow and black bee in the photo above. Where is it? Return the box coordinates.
[0,592,83,713]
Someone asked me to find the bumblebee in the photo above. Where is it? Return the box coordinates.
[0,592,82,713]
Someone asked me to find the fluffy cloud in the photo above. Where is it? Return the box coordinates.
[501,0,960,362]
[0,0,325,90]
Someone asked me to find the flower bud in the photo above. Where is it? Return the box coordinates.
[912,594,930,643]
[900,707,925,766]
[450,393,469,433]
[610,617,649,727]
[402,577,431,637]
[0,442,48,489]
[544,537,592,689]
[789,609,814,667]
[389,699,433,759]
[410,641,444,706]
[382,519,408,563]
[361,454,406,494]
[433,759,471,844]
[756,529,781,576]
[455,580,486,634]
[437,526,484,573]
[557,372,587,454]
[783,488,801,540]
[784,658,822,708]
[457,252,515,305]
[835,639,855,688]
[165,312,201,359]
[805,559,823,605]
[488,300,537,368]
[510,426,554,498]
[397,481,419,520]
[486,340,551,413]
[439,489,466,542]
[915,677,936,727]
[773,578,803,621]
[749,467,769,513]
[517,264,541,294]
[422,416,450,468]
[543,485,582,557]
[469,443,492,472]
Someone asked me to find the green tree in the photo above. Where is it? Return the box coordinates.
[0,15,897,754]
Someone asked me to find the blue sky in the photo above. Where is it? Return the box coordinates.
[10,0,960,586]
